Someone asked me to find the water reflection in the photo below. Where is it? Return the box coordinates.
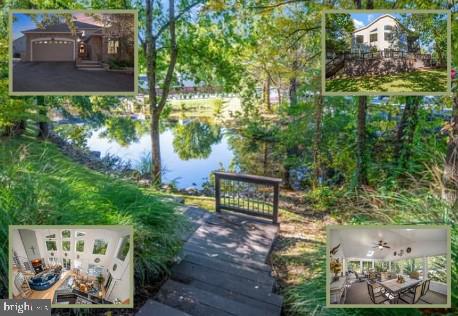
[85,119,232,189]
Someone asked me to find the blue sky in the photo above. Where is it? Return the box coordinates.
[13,14,35,40]
[351,13,402,30]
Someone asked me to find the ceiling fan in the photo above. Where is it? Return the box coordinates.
[372,240,391,250]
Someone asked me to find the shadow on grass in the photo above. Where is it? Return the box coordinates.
[326,69,448,93]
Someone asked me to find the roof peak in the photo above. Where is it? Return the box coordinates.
[353,14,399,33]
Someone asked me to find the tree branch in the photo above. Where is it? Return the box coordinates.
[153,0,204,39]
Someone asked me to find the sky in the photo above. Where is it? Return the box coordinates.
[12,13,102,40]
[351,13,402,30]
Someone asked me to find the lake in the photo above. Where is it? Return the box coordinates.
[85,121,235,189]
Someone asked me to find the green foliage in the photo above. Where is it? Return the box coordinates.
[0,136,184,298]
[172,121,222,160]
[325,13,355,54]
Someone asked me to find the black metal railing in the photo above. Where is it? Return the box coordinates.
[214,172,281,224]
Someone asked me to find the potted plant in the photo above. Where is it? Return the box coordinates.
[96,275,105,289]
[330,258,342,282]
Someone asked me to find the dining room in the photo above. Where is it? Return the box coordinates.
[327,226,450,307]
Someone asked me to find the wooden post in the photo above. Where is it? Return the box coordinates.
[215,173,221,213]
[272,182,279,224]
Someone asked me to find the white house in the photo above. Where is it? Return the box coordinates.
[351,15,418,53]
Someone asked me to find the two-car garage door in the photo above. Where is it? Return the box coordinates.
[31,39,75,61]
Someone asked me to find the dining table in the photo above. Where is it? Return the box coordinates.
[376,277,421,304]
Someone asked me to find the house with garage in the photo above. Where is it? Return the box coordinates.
[21,19,133,70]
[351,14,419,54]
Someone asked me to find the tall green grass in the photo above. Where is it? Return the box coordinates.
[0,134,185,299]
[284,167,457,316]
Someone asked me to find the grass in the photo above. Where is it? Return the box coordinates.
[326,69,448,93]
[281,175,457,316]
[0,132,186,301]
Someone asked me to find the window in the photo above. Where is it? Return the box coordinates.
[402,258,423,278]
[384,25,394,31]
[356,35,364,44]
[116,235,130,261]
[88,264,104,277]
[93,239,108,255]
[384,32,393,41]
[76,231,86,237]
[391,261,401,273]
[46,241,57,251]
[428,256,447,284]
[370,33,378,42]
[76,240,84,252]
[348,260,361,273]
[62,241,71,251]
[63,258,71,270]
[374,261,389,272]
[62,230,71,238]
[48,257,58,265]
[362,261,372,272]
[108,40,119,54]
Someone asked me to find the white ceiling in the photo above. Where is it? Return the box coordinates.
[331,228,447,260]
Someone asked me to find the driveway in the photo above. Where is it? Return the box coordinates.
[12,62,135,93]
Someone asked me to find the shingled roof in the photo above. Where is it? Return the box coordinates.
[22,21,101,33]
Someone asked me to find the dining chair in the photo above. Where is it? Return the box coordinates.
[399,281,423,304]
[355,272,367,282]
[367,281,390,304]
[419,279,431,304]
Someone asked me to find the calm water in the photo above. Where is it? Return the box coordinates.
[85,124,234,189]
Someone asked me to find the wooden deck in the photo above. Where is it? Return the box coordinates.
[136,207,282,316]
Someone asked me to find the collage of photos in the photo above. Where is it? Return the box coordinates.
[327,226,450,307]
[0,2,457,316]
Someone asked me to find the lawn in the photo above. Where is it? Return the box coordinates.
[0,131,185,300]
[326,69,448,93]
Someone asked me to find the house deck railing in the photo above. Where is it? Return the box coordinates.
[214,172,281,224]
[326,50,433,62]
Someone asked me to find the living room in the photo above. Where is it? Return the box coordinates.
[10,226,133,307]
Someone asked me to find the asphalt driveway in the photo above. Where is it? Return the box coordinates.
[12,62,135,93]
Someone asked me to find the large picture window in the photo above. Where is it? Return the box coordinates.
[62,240,71,251]
[76,240,84,252]
[93,239,108,255]
[370,33,378,42]
[46,241,57,251]
[428,255,447,284]
[347,260,361,273]
[402,258,423,278]
[88,264,104,277]
[356,35,364,44]
[62,230,71,238]
[116,235,130,261]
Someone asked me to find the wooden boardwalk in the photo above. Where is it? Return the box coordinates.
[137,206,282,316]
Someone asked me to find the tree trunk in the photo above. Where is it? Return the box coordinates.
[37,96,49,139]
[263,74,271,111]
[289,58,299,107]
[277,87,282,105]
[443,96,458,208]
[312,94,323,188]
[394,96,421,170]
[356,96,368,187]
[151,110,161,184]
[145,0,178,185]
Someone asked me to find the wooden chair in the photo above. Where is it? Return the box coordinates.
[367,281,390,304]
[399,281,423,304]
[355,272,367,282]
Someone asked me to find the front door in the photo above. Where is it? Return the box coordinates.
[63,258,71,270]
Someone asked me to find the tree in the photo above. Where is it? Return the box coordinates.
[394,96,421,172]
[312,94,323,188]
[143,0,204,184]
[443,96,458,208]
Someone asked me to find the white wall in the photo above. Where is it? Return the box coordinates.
[352,15,407,52]
[384,241,447,261]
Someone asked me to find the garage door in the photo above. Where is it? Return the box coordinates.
[32,40,74,61]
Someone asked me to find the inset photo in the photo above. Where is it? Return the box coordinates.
[327,225,451,308]
[323,10,451,95]
[10,10,137,95]
[9,225,133,308]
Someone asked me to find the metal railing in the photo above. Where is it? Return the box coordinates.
[214,172,281,224]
